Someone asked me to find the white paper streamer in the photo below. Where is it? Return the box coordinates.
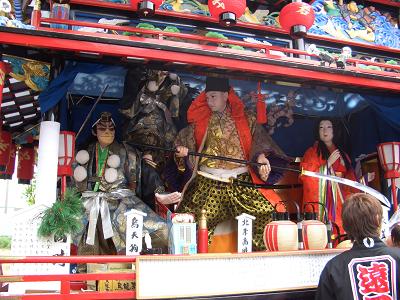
[82,191,114,245]
[81,189,134,245]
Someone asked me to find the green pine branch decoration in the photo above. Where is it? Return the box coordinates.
[163,26,180,33]
[38,188,84,240]
[136,23,161,31]
[230,45,245,50]
[205,31,228,40]
[205,31,229,47]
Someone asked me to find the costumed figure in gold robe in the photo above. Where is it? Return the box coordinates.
[72,112,168,256]
[175,77,289,251]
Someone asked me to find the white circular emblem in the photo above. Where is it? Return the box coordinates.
[363,237,375,248]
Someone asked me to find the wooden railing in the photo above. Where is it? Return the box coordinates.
[68,0,400,55]
[34,17,400,75]
[0,255,136,299]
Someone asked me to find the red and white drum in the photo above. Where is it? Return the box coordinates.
[264,220,298,251]
[302,220,328,250]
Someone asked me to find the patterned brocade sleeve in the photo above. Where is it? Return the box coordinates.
[174,124,196,172]
[122,142,138,190]
[248,114,290,184]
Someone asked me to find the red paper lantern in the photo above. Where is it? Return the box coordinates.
[58,131,76,176]
[279,2,315,39]
[377,142,400,211]
[131,0,163,16]
[208,0,246,27]
[378,142,400,179]
[0,130,12,172]
[0,143,16,180]
[17,145,35,185]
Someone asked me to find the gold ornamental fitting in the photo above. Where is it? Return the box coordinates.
[0,256,27,261]
[199,209,207,229]
[1,275,23,283]
[34,0,41,10]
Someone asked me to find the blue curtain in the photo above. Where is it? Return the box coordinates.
[364,95,400,132]
[41,63,400,156]
[349,98,400,161]
[38,62,111,114]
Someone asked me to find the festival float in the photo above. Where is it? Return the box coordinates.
[0,0,399,298]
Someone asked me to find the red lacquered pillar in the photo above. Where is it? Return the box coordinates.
[198,209,208,253]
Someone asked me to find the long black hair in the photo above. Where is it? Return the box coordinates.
[315,118,352,170]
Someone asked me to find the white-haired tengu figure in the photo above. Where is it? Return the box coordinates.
[307,44,336,67]
[336,46,352,69]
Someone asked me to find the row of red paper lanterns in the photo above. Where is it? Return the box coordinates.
[0,130,35,184]
[208,0,315,31]
[0,130,76,184]
[209,0,315,34]
[131,0,315,34]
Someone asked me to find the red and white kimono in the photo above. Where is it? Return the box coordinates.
[300,142,356,233]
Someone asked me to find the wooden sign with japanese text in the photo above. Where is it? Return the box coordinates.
[236,213,255,253]
[125,209,146,255]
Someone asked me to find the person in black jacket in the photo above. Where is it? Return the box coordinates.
[316,193,400,300]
